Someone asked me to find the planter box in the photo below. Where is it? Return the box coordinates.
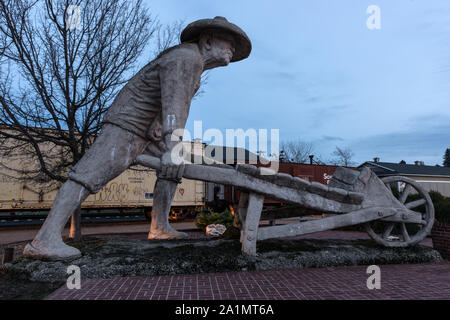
[431,220,450,260]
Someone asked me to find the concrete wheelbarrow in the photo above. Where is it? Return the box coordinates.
[135,155,435,256]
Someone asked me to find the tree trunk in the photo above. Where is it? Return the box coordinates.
[69,206,82,242]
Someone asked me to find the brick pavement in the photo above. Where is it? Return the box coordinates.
[46,262,450,300]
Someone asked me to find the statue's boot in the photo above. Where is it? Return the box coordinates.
[23,240,81,261]
[148,226,189,240]
[22,180,89,261]
[148,178,189,240]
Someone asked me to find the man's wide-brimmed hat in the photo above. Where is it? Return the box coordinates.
[180,16,252,62]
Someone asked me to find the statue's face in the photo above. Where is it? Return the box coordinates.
[209,35,235,66]
[200,33,236,68]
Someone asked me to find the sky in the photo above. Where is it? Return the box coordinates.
[143,0,450,166]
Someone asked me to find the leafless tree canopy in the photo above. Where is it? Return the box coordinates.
[330,146,355,167]
[280,140,314,164]
[153,19,185,57]
[0,0,159,186]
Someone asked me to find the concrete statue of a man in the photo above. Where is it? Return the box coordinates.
[23,17,252,260]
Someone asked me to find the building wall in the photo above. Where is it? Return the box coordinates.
[407,175,450,197]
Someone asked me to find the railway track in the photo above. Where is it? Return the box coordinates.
[0,211,148,227]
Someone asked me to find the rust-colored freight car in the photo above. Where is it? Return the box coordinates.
[217,162,355,207]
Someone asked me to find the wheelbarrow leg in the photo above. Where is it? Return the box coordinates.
[241,192,264,256]
[237,192,249,243]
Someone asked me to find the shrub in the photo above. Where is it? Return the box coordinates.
[429,190,450,224]
[194,207,234,231]
[401,190,450,224]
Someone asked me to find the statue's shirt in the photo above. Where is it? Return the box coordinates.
[103,43,203,141]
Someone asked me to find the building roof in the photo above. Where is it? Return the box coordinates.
[206,145,263,164]
[359,161,450,177]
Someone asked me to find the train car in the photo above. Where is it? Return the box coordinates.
[0,140,206,217]
[260,162,350,206]
[0,166,205,215]
[207,161,356,209]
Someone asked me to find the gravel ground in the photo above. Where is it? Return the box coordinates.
[0,232,442,299]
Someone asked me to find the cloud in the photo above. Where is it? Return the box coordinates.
[321,135,344,142]
[151,0,450,168]
[349,117,450,165]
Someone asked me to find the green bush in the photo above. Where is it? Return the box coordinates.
[429,190,450,223]
[194,207,234,231]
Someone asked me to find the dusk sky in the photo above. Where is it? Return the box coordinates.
[143,0,450,166]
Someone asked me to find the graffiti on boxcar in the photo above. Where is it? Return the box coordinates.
[95,183,129,202]
[0,174,15,183]
[131,186,150,197]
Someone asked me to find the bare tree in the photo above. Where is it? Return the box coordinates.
[0,0,160,240]
[153,19,185,56]
[330,146,355,167]
[280,140,315,164]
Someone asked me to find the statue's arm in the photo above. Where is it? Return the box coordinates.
[157,50,202,181]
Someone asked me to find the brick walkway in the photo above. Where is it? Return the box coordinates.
[46,262,450,300]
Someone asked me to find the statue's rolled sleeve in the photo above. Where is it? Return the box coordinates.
[156,49,202,182]
[159,50,202,146]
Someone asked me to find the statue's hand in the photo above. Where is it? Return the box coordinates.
[157,151,184,183]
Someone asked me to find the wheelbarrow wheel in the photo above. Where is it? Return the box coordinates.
[365,176,435,247]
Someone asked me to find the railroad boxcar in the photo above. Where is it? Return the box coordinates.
[0,166,205,214]
[207,161,355,208]
[0,139,206,216]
